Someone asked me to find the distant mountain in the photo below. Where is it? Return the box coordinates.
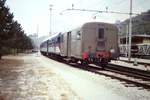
[117,10,150,37]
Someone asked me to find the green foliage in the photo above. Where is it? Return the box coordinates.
[0,0,33,58]
[133,10,149,35]
[120,9,150,36]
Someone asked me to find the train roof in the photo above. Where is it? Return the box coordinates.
[41,32,63,43]
[41,22,117,44]
[82,21,115,26]
[64,22,116,32]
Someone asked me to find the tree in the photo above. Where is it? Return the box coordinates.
[7,21,33,54]
[0,0,33,59]
[21,34,33,51]
[132,10,150,35]
[0,0,14,59]
[120,9,150,36]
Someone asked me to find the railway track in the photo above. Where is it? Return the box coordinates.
[107,63,150,79]
[67,62,150,90]
[46,55,150,90]
[118,59,150,66]
[87,64,150,90]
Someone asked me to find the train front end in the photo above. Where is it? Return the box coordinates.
[81,22,119,65]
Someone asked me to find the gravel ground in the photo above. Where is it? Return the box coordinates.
[0,54,82,100]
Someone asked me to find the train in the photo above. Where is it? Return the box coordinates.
[40,22,119,66]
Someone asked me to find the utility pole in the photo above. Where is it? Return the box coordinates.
[126,24,129,57]
[49,4,53,36]
[36,24,39,56]
[128,0,132,61]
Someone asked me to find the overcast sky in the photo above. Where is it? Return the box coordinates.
[6,0,150,37]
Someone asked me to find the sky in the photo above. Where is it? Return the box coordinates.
[6,0,150,37]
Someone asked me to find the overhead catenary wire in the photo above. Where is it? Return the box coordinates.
[61,7,140,15]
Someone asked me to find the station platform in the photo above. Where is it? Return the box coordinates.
[0,54,80,99]
[110,57,150,71]
[119,57,150,65]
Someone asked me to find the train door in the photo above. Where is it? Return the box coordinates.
[67,31,71,57]
[46,40,49,55]
[75,31,82,58]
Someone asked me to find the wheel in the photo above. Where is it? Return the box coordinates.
[100,58,108,69]
[81,60,88,69]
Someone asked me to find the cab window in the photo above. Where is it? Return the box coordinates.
[98,28,104,39]
[77,31,81,40]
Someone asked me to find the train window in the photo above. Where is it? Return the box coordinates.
[48,40,51,45]
[49,40,52,45]
[77,31,81,40]
[60,35,64,42]
[98,28,104,39]
[52,39,55,43]
[57,37,60,43]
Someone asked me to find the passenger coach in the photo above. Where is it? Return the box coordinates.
[40,22,119,65]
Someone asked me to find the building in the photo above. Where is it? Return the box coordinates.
[117,10,150,58]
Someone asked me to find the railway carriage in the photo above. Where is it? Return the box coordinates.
[40,22,119,65]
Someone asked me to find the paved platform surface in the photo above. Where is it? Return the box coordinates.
[119,57,150,64]
[110,57,150,71]
[0,54,81,100]
[0,54,150,100]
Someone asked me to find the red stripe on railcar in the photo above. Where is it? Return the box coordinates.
[82,52,89,60]
[96,51,111,58]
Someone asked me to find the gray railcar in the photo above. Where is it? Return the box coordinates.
[40,22,119,65]
[62,22,119,59]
